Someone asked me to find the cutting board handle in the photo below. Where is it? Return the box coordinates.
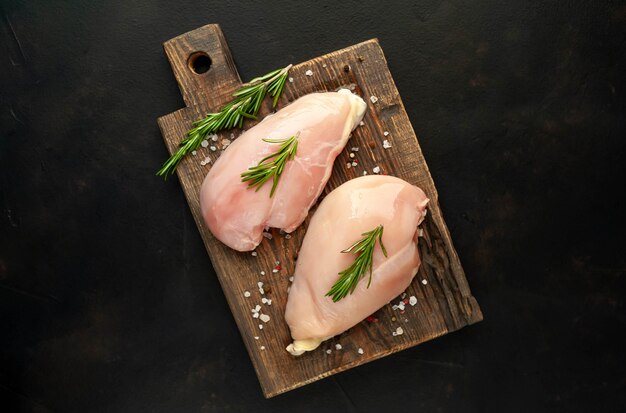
[163,24,242,109]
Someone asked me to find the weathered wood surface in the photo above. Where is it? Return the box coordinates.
[157,24,482,398]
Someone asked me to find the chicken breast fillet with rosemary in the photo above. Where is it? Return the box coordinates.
[200,90,367,251]
[285,176,429,355]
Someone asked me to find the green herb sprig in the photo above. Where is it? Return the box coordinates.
[157,64,292,178]
[240,133,299,197]
[326,225,388,302]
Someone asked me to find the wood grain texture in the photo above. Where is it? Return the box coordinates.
[157,24,482,398]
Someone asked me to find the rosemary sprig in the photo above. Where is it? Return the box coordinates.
[157,64,293,178]
[326,225,388,302]
[240,133,299,197]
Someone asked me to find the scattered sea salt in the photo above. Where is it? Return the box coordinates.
[326,349,332,354]
[357,348,364,355]
[359,121,365,126]
[349,153,355,159]
[210,134,218,142]
[289,276,294,282]
[351,161,357,167]
[409,296,418,306]
[351,147,359,152]
[288,77,294,83]
[210,146,217,151]
[383,140,392,149]
[259,314,270,323]
[221,139,231,148]
[392,327,404,336]
[346,163,352,169]
[285,234,291,240]
[401,292,407,299]
[260,346,265,350]
[418,228,424,237]
[191,150,197,156]
[363,171,368,176]
[305,69,313,76]
[260,271,265,276]
[244,291,251,298]
[254,336,259,340]
[370,95,378,103]
[383,131,389,136]
[262,232,273,240]
[372,166,381,174]
[261,297,268,304]
[251,251,257,257]
[322,63,327,68]
[335,344,342,350]
[201,140,209,148]
[422,279,428,285]
[259,324,263,330]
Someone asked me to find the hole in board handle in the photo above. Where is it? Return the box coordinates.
[188,52,212,74]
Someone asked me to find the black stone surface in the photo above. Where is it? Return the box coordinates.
[1,1,625,411]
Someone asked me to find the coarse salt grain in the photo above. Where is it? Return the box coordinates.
[357,348,364,354]
[259,324,263,330]
[259,314,270,323]
[201,140,209,148]
[359,121,364,126]
[363,171,368,176]
[289,276,294,282]
[418,228,424,237]
[221,139,231,148]
[191,150,197,156]
[261,297,268,304]
[351,147,359,152]
[322,63,327,68]
[335,344,342,350]
[409,296,418,306]
[401,292,407,299]
[372,166,381,174]
[254,336,259,340]
[251,251,257,257]
[326,349,332,354]
[305,69,313,76]
[260,346,265,350]
[262,232,273,240]
[260,271,265,276]
[266,299,272,305]
[210,134,218,142]
[383,140,392,149]
[244,291,251,298]
[272,269,278,273]
[349,153,355,158]
[352,161,358,167]
[346,163,352,169]
[422,279,428,285]
[288,77,294,83]
[210,146,217,151]
[285,234,292,239]
[383,131,389,136]
[253,312,259,318]
[370,95,378,103]
[392,327,404,336]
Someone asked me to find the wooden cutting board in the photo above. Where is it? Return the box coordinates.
[157,24,482,398]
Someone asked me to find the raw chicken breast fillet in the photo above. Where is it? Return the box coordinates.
[285,175,429,355]
[200,90,366,251]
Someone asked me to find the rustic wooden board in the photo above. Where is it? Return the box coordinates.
[157,24,482,398]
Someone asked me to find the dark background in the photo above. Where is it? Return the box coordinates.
[2,0,625,411]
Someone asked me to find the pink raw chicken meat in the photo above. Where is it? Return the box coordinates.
[285,175,429,355]
[200,90,366,251]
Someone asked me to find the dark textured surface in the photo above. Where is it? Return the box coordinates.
[1,0,625,411]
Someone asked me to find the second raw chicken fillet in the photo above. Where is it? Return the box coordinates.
[285,175,429,355]
[200,90,367,251]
